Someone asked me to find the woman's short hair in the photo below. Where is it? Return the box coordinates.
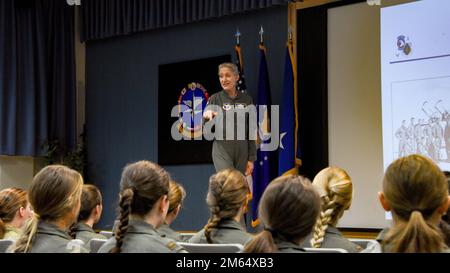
[218,63,239,75]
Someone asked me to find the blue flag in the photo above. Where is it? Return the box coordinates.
[251,44,275,227]
[278,41,301,176]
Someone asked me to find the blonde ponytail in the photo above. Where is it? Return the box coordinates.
[12,214,39,253]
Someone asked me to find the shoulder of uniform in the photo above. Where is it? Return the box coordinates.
[209,93,220,100]
[150,234,182,252]
[242,93,254,102]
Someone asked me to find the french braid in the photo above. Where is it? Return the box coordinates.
[310,196,339,248]
[310,167,352,248]
[204,170,248,244]
[110,188,133,253]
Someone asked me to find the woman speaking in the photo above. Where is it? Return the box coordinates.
[203,63,256,176]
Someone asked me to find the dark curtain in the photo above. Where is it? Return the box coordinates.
[0,0,76,156]
[81,0,291,42]
[297,6,328,180]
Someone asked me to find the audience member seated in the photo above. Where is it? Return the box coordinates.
[98,161,185,253]
[189,169,252,245]
[378,154,450,253]
[243,175,320,253]
[158,180,186,242]
[0,188,33,240]
[301,167,361,252]
[71,184,107,249]
[11,165,88,253]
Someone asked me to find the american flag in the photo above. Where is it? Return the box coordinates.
[235,34,247,93]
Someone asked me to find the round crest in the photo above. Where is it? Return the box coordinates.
[177,82,209,139]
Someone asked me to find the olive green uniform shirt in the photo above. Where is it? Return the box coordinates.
[98,219,186,253]
[74,222,107,250]
[157,224,185,242]
[276,238,306,253]
[206,90,256,174]
[25,222,88,253]
[188,219,253,245]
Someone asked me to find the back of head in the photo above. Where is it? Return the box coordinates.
[13,165,84,253]
[244,175,321,253]
[111,160,170,253]
[383,154,448,253]
[78,184,102,222]
[0,188,27,239]
[204,169,248,244]
[168,180,186,214]
[310,167,352,248]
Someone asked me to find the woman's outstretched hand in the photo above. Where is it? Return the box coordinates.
[245,161,254,176]
[203,110,217,121]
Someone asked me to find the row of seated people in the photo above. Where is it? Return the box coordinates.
[1,154,449,253]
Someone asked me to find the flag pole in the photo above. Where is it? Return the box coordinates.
[235,28,241,45]
[235,27,250,228]
[289,25,293,43]
[259,25,264,45]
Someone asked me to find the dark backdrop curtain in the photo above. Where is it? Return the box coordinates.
[81,0,291,42]
[0,0,76,156]
[297,6,328,180]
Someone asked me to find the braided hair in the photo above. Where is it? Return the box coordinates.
[110,188,133,253]
[204,169,248,244]
[110,161,170,253]
[310,167,352,248]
